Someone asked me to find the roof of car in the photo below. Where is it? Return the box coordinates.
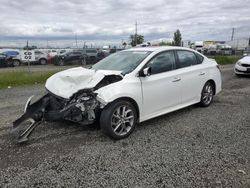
[124,46,195,52]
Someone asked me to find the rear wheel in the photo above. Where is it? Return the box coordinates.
[199,81,214,107]
[100,100,137,139]
[58,59,65,66]
[39,58,47,65]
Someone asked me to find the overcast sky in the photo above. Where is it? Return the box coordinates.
[0,0,250,47]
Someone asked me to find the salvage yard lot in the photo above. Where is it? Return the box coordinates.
[0,65,249,187]
[0,55,242,89]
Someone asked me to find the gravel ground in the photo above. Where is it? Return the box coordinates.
[0,65,249,187]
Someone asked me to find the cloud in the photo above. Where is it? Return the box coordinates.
[0,0,250,47]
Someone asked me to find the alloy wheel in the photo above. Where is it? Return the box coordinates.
[111,105,135,136]
[202,83,213,105]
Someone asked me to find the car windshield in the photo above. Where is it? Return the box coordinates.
[92,51,151,74]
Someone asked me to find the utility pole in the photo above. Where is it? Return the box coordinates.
[231,28,235,41]
[75,33,78,48]
[26,40,30,73]
[135,21,137,46]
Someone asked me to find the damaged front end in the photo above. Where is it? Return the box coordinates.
[13,90,99,143]
[12,67,123,143]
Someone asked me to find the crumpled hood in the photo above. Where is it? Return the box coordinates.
[45,67,122,99]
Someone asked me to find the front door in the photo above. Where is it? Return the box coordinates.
[140,51,181,118]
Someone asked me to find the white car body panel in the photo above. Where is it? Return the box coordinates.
[96,74,143,108]
[139,70,181,118]
[45,47,222,123]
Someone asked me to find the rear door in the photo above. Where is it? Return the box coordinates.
[175,50,207,104]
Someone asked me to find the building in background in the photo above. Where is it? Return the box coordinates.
[226,38,250,51]
[181,40,191,48]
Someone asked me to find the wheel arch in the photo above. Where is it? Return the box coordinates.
[206,79,216,95]
[105,97,140,120]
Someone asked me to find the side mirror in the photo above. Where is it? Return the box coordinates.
[243,53,248,57]
[139,67,151,77]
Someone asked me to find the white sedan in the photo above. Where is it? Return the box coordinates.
[234,54,250,75]
[13,47,222,143]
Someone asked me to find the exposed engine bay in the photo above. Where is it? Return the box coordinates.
[13,67,123,143]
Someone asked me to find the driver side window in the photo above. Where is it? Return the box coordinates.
[147,51,176,74]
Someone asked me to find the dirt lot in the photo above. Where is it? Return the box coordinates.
[0,65,249,187]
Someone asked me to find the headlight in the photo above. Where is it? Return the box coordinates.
[237,61,242,66]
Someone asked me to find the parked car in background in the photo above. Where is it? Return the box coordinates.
[2,50,21,66]
[0,53,14,67]
[217,44,232,55]
[55,51,86,66]
[83,49,98,63]
[34,50,48,65]
[47,49,58,59]
[234,54,250,75]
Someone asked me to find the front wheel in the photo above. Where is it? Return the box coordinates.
[199,81,214,107]
[100,100,137,139]
[13,60,20,67]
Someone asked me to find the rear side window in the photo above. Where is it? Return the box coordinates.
[176,50,197,68]
[195,53,204,64]
[35,51,43,54]
[147,51,176,74]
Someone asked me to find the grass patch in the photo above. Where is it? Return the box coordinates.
[0,70,58,89]
[208,55,242,65]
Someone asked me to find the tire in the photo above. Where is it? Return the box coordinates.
[13,60,20,67]
[199,81,215,107]
[39,58,47,65]
[58,59,65,66]
[100,100,138,140]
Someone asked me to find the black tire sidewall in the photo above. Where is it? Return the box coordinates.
[100,100,137,140]
[39,58,47,65]
[58,59,64,66]
[13,60,20,67]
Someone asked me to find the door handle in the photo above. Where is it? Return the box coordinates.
[199,72,205,76]
[172,77,181,82]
